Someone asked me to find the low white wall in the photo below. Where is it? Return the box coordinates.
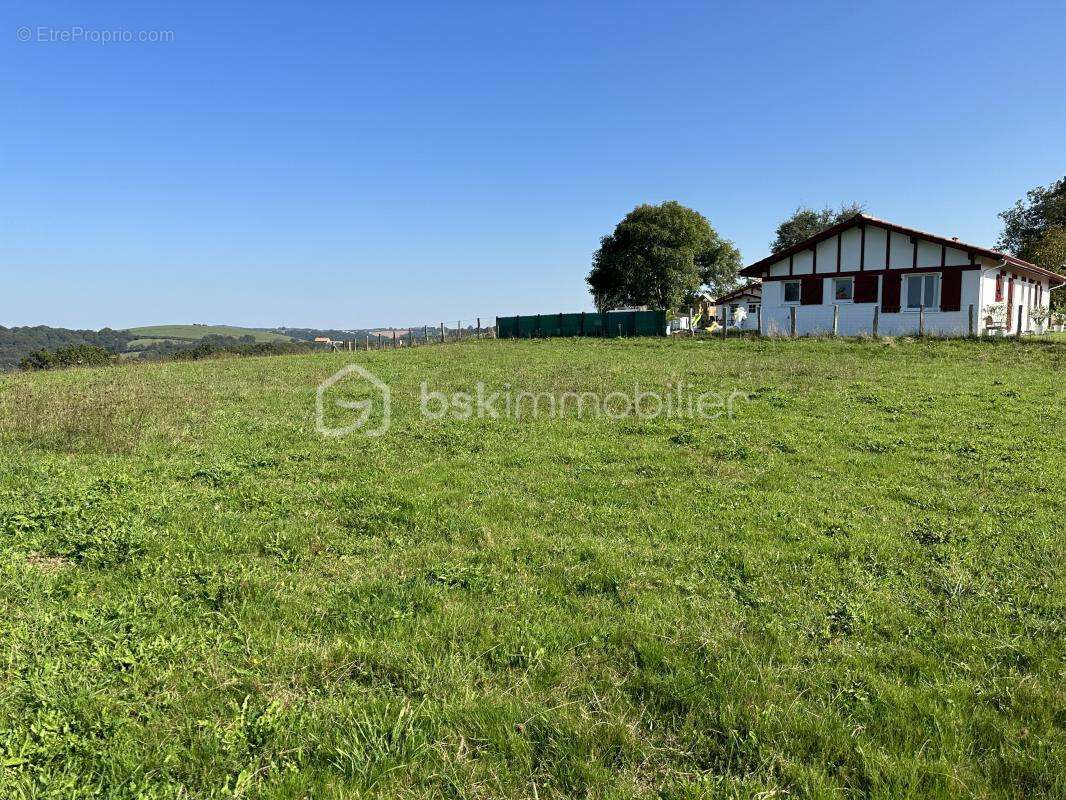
[761,304,976,337]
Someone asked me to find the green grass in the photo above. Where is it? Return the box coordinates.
[0,337,1063,799]
[125,325,295,345]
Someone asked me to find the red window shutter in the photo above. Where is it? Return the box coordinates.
[800,277,822,305]
[995,273,1003,302]
[881,271,901,312]
[854,274,879,303]
[940,269,962,311]
[1006,278,1014,326]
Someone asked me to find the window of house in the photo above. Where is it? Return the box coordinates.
[904,273,939,310]
[748,302,759,314]
[783,281,800,303]
[834,277,854,301]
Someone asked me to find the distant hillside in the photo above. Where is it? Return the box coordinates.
[0,324,298,370]
[126,325,294,344]
[270,327,374,342]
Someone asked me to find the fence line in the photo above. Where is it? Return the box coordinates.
[315,301,1042,351]
[315,316,502,351]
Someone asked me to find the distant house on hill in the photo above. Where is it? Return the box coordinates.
[740,213,1064,337]
[713,283,762,329]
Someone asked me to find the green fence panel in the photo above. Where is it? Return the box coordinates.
[495,310,665,339]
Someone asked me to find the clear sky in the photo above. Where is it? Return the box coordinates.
[3,1,1064,330]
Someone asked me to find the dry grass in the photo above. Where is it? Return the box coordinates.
[0,365,207,454]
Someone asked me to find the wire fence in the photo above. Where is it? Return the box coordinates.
[318,316,500,351]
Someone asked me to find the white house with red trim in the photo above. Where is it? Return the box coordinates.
[740,214,1064,337]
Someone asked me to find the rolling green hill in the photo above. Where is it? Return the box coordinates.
[126,324,295,344]
[0,337,1063,798]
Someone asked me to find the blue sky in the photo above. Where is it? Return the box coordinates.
[3,1,1064,329]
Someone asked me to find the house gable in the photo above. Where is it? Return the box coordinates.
[743,213,1064,285]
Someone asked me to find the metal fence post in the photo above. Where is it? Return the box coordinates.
[919,305,925,337]
[790,306,797,338]
[873,306,880,338]
[832,304,839,337]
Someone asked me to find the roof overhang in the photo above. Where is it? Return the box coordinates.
[713,281,762,305]
[740,213,1066,285]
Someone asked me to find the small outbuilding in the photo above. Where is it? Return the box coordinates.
[713,283,762,330]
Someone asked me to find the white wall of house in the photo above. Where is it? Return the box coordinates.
[761,270,981,336]
[976,267,1055,334]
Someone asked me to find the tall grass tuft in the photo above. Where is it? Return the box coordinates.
[0,370,170,454]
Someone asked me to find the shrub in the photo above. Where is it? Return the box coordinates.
[19,343,114,371]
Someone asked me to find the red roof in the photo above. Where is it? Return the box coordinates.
[713,282,762,304]
[740,213,1065,284]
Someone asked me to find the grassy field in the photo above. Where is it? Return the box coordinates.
[0,337,1063,799]
[125,325,295,345]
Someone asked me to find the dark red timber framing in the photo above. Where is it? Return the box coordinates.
[912,238,918,269]
[854,273,879,303]
[859,225,866,270]
[882,272,902,313]
[885,231,891,269]
[836,234,842,272]
[762,264,979,281]
[940,269,963,311]
[800,276,821,305]
[1006,275,1015,327]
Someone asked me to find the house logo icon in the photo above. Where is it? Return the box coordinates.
[315,364,391,438]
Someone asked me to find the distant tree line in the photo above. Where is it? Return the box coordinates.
[0,326,134,371]
[13,332,315,372]
[163,337,312,361]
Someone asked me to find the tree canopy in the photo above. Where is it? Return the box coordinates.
[587,201,741,312]
[997,178,1066,310]
[997,177,1066,269]
[768,202,865,253]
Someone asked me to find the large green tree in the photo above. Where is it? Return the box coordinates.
[587,201,741,312]
[998,178,1066,310]
[998,179,1066,260]
[769,202,865,253]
